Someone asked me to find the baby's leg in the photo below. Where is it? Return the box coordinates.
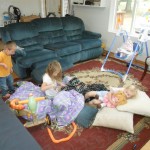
[85,91,97,99]
[88,99,101,108]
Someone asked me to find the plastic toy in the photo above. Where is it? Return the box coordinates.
[28,93,37,113]
[10,96,45,110]
[47,122,77,143]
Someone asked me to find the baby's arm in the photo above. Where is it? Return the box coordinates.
[107,92,118,107]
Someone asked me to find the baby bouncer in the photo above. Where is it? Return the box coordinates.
[101,18,149,82]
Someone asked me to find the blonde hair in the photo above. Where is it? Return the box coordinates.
[4,41,16,50]
[46,60,62,81]
[125,85,137,97]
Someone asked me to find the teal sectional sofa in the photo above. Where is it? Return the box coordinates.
[0,16,103,83]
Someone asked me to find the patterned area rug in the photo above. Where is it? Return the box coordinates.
[68,68,145,90]
[2,58,150,150]
[27,58,150,150]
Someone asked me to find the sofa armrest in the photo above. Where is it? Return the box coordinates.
[82,30,101,39]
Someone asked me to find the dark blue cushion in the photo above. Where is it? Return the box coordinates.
[31,58,73,83]
[12,46,26,61]
[7,22,38,40]
[75,105,98,128]
[15,37,38,47]
[82,31,101,39]
[44,42,81,56]
[32,17,63,32]
[23,44,43,52]
[61,16,84,41]
[16,50,57,68]
[14,49,26,57]
[0,27,11,42]
[74,39,101,50]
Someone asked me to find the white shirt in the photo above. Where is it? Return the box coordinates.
[43,73,57,86]
[42,73,58,98]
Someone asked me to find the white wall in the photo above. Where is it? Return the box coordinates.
[73,0,149,62]
[0,0,41,26]
[48,0,60,17]
[0,0,41,19]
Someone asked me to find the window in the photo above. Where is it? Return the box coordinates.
[112,0,150,35]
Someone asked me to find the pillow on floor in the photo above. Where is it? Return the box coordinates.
[92,107,134,133]
[75,105,98,128]
[117,90,150,117]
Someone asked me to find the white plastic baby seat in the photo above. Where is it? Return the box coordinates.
[114,37,135,62]
[115,48,135,62]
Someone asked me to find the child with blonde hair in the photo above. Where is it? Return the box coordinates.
[0,41,16,100]
[41,60,65,98]
[85,85,137,108]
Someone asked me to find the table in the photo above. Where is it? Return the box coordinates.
[0,99,42,150]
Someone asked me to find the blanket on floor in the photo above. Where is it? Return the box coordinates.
[9,82,84,127]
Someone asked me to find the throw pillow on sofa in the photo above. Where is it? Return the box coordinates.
[13,45,26,57]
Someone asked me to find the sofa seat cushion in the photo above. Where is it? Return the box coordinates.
[12,44,44,63]
[23,44,43,52]
[32,57,59,69]
[74,39,101,50]
[31,58,73,84]
[44,42,81,56]
[16,50,57,68]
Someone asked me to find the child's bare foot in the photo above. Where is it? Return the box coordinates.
[2,93,11,102]
[95,94,99,99]
[97,103,101,109]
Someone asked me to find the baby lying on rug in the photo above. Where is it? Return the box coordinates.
[85,85,137,108]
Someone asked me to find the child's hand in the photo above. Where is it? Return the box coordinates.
[10,68,13,73]
[47,84,55,89]
[61,83,66,87]
[112,97,118,103]
[58,82,66,87]
[3,64,8,69]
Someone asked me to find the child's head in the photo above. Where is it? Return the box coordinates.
[4,41,16,56]
[123,85,137,99]
[46,60,62,81]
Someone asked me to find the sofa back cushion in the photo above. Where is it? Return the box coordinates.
[6,22,38,41]
[32,17,67,44]
[61,16,85,41]
[15,37,38,47]
[0,27,11,42]
[5,22,39,48]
